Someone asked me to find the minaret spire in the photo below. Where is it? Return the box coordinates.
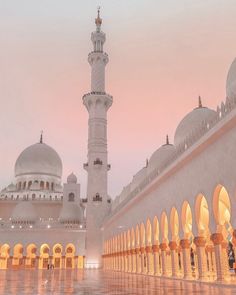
[198,96,203,108]
[95,6,102,31]
[83,11,113,268]
[39,130,43,144]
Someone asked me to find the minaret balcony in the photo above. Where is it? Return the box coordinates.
[94,158,103,166]
[93,193,102,202]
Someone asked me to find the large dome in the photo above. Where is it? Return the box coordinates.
[226,58,236,99]
[11,202,38,223]
[174,105,217,146]
[15,142,63,178]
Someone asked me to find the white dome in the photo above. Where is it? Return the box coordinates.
[226,58,236,99]
[11,202,38,223]
[174,106,217,146]
[15,142,62,179]
[131,167,147,190]
[59,203,83,223]
[67,173,77,184]
[148,143,175,172]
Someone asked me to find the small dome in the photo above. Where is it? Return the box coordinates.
[15,142,63,179]
[226,58,236,99]
[174,104,217,146]
[11,202,37,223]
[59,203,83,224]
[148,142,175,172]
[131,167,147,190]
[67,173,77,184]
[6,183,16,192]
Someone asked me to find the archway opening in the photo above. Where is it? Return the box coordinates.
[53,244,63,269]
[65,243,75,269]
[26,244,37,268]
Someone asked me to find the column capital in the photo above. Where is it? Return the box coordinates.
[159,243,167,251]
[152,244,159,252]
[169,241,178,250]
[135,248,140,254]
[193,236,206,247]
[210,233,223,245]
[180,239,190,249]
[145,246,152,253]
[140,247,145,254]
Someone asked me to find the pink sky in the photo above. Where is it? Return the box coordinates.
[0,0,236,198]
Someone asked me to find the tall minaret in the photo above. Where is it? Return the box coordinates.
[83,8,113,268]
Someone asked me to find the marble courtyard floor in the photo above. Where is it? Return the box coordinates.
[0,270,236,295]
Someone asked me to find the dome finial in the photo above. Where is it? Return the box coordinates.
[198,96,203,108]
[95,6,102,27]
[166,134,169,145]
[40,130,43,144]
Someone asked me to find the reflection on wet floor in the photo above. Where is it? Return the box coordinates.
[0,269,236,295]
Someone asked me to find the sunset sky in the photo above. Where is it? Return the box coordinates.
[0,0,236,198]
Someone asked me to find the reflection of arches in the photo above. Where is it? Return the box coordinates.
[39,244,50,269]
[0,244,10,269]
[26,244,37,268]
[181,201,193,239]
[53,244,62,269]
[12,244,23,268]
[65,243,75,269]
[195,194,210,237]
[213,185,232,238]
[170,207,179,241]
[161,211,168,242]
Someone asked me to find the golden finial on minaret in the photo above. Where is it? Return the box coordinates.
[166,134,169,145]
[40,130,43,144]
[95,6,102,26]
[198,96,203,108]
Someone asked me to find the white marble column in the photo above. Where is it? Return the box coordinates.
[169,241,179,277]
[180,239,192,279]
[193,237,208,281]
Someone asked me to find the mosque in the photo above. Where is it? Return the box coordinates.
[1,10,236,284]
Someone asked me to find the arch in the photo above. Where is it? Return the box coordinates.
[153,216,159,245]
[39,243,50,269]
[26,244,37,268]
[195,194,210,237]
[181,201,193,239]
[131,227,135,249]
[13,244,24,268]
[40,181,44,190]
[161,211,168,242]
[140,223,146,247]
[0,244,10,269]
[170,207,179,241]
[127,230,131,250]
[65,243,75,269]
[213,185,232,238]
[146,218,152,245]
[135,225,140,247]
[53,243,63,269]
[68,193,75,202]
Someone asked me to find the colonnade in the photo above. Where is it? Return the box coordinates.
[0,243,84,270]
[103,184,236,283]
